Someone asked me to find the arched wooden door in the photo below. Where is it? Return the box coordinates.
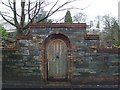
[46,39,68,80]
[42,33,72,81]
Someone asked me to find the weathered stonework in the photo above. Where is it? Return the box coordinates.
[2,23,119,86]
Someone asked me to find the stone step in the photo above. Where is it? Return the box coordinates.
[46,81,71,86]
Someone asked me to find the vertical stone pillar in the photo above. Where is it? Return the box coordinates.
[40,45,46,81]
[67,45,76,81]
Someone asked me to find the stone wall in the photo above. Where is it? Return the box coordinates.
[2,24,119,84]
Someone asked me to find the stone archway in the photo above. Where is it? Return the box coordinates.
[41,32,73,81]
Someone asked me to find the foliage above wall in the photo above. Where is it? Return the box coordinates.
[113,40,120,48]
[0,25,8,41]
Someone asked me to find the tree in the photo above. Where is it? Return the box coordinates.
[35,9,52,23]
[0,0,77,36]
[64,10,73,24]
[110,20,120,40]
[95,16,101,28]
[99,14,120,48]
[111,20,120,48]
[73,12,87,23]
[96,21,100,28]
[0,25,8,41]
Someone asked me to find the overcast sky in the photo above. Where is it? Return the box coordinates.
[46,0,120,22]
[0,0,120,23]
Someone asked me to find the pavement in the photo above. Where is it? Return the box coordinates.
[2,80,119,88]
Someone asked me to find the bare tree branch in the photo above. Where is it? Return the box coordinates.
[0,12,15,26]
[13,1,19,28]
[27,0,44,20]
[47,0,59,15]
[36,0,74,23]
[0,13,14,19]
[8,0,14,11]
[20,1,25,27]
[0,0,81,35]
[33,1,39,17]
[56,6,89,12]
[0,0,11,8]
[8,0,21,18]
[24,1,42,30]
[28,0,31,20]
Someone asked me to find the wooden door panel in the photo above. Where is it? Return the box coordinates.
[47,39,67,80]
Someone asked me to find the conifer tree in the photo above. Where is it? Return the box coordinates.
[64,10,73,24]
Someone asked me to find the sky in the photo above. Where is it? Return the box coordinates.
[45,0,120,22]
[0,0,120,23]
